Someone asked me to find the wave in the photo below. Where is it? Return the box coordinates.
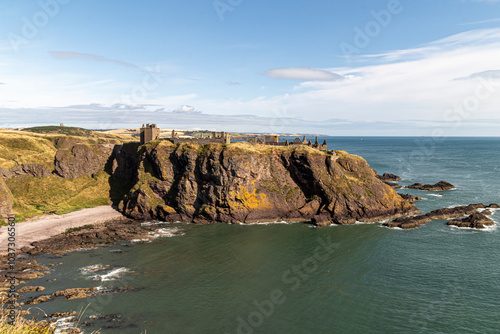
[240,220,294,226]
[447,223,497,233]
[141,220,184,226]
[429,194,444,197]
[92,267,130,282]
[148,227,184,238]
[53,316,76,334]
[79,264,109,274]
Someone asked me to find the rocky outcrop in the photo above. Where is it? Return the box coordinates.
[376,173,402,182]
[20,218,152,255]
[1,164,51,179]
[0,177,14,223]
[18,286,46,293]
[406,180,455,191]
[399,194,422,202]
[114,143,419,226]
[386,182,402,189]
[384,203,498,229]
[54,143,116,179]
[0,167,12,179]
[447,212,494,229]
[27,286,133,305]
[9,164,52,178]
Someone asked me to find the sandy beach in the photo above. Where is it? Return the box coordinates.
[0,206,125,254]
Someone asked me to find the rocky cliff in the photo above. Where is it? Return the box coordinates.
[113,141,419,225]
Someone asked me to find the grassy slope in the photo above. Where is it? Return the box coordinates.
[0,128,133,222]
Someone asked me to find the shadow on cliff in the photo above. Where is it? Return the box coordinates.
[105,143,140,207]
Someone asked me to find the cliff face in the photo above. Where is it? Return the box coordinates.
[114,142,419,225]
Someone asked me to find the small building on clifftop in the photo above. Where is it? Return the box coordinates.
[140,124,160,144]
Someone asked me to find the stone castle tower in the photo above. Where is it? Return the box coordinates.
[140,124,160,144]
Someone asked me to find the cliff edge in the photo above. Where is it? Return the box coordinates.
[114,141,419,225]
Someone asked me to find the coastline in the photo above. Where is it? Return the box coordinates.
[0,206,125,255]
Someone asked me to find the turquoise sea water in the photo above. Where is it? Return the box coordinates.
[20,137,500,333]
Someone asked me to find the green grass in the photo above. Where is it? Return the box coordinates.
[0,132,57,169]
[5,170,113,222]
[23,126,94,137]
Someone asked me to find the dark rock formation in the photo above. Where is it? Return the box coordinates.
[386,182,402,189]
[114,143,419,226]
[27,295,52,305]
[376,173,402,182]
[399,194,422,202]
[447,212,494,229]
[384,203,499,229]
[20,218,156,255]
[18,286,46,293]
[27,286,133,305]
[406,180,455,191]
[54,143,115,179]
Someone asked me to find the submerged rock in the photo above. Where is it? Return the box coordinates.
[406,181,455,191]
[447,212,494,229]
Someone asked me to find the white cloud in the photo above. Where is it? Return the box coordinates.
[2,28,500,135]
[263,67,343,81]
[454,69,500,80]
[172,105,201,114]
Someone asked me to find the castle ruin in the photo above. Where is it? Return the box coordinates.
[140,124,160,145]
[169,130,230,145]
[138,124,327,151]
[247,135,328,151]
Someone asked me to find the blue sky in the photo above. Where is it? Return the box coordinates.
[1,0,500,135]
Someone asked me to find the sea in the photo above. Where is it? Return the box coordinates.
[19,137,500,334]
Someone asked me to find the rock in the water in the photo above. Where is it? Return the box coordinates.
[18,286,46,293]
[27,294,52,305]
[53,287,96,300]
[48,311,78,318]
[376,173,402,182]
[384,204,488,229]
[385,182,402,189]
[406,181,455,191]
[447,212,494,229]
[399,194,423,202]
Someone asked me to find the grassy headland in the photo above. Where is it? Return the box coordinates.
[0,127,133,222]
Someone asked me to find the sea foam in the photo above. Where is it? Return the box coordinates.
[92,267,130,282]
